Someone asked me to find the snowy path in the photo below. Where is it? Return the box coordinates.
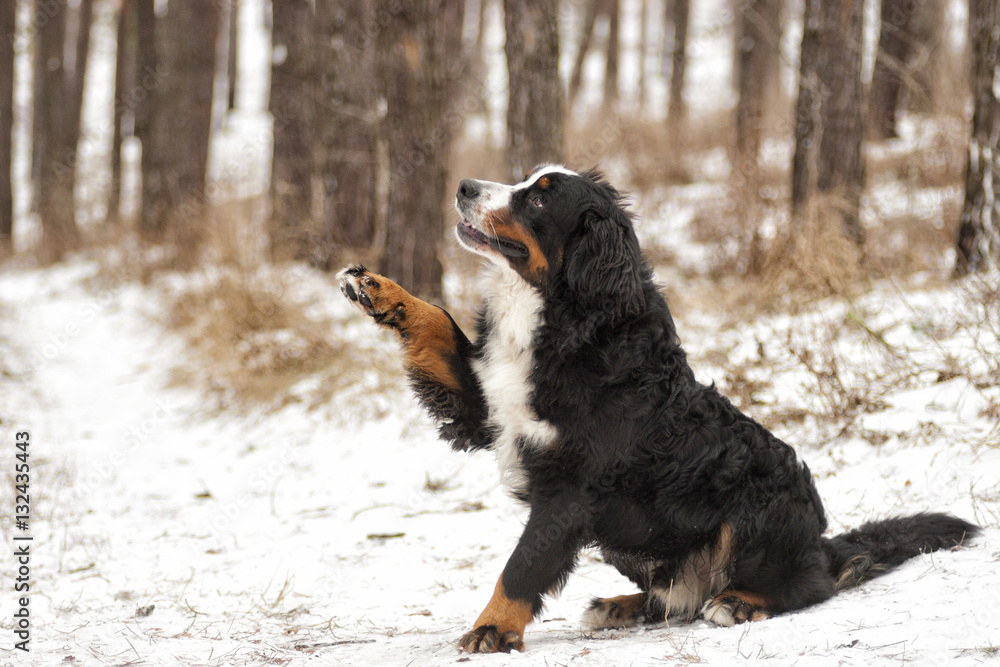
[0,260,997,666]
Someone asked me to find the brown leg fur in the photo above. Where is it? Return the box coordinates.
[338,265,461,392]
[458,574,534,653]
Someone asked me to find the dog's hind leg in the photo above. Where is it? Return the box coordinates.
[582,592,665,630]
[338,265,491,451]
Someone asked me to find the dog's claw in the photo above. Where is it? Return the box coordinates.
[458,625,524,654]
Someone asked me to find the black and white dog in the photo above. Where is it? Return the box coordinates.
[338,165,977,653]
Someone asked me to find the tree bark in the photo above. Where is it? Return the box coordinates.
[140,2,219,247]
[869,0,918,140]
[666,0,690,143]
[35,2,81,262]
[376,0,452,299]
[568,0,601,108]
[315,0,379,267]
[791,0,866,245]
[815,0,866,245]
[227,0,239,111]
[109,0,138,225]
[503,0,563,179]
[734,0,781,271]
[268,0,316,261]
[955,0,1000,275]
[791,0,821,217]
[133,0,156,156]
[0,0,14,255]
[603,0,620,115]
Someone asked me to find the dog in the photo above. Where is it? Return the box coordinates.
[337,165,977,654]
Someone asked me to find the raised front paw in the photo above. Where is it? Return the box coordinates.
[458,625,525,654]
[336,264,406,328]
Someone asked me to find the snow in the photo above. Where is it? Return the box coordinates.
[1,0,997,664]
[0,255,997,667]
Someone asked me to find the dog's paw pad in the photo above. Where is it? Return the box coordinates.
[701,593,771,626]
[457,625,524,654]
[337,266,383,315]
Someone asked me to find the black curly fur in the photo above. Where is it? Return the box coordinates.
[344,167,979,645]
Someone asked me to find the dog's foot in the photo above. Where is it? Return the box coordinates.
[700,591,771,626]
[582,593,650,630]
[336,264,406,328]
[457,625,525,653]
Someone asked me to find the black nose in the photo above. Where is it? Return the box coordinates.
[457,179,480,201]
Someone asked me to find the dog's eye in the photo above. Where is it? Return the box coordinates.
[529,195,543,209]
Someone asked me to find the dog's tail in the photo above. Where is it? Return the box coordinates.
[822,512,979,591]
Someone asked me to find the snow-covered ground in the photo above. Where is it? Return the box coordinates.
[0,253,996,667]
[1,0,997,664]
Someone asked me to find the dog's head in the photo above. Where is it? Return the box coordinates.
[455,165,646,322]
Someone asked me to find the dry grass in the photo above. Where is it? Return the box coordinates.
[161,265,399,416]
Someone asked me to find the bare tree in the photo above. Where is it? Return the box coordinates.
[666,0,690,143]
[734,0,781,270]
[133,0,156,209]
[869,0,944,139]
[955,0,1000,274]
[269,0,318,260]
[376,0,453,299]
[568,0,601,108]
[227,0,239,112]
[140,2,220,246]
[603,0,620,115]
[790,0,820,215]
[0,0,13,255]
[35,1,91,262]
[504,0,563,179]
[109,0,138,225]
[791,0,866,245]
[317,0,379,267]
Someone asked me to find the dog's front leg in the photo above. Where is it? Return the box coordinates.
[459,490,590,653]
[337,265,490,451]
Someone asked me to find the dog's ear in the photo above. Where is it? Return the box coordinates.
[562,206,646,327]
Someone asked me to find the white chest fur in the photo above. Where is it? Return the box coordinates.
[472,265,559,496]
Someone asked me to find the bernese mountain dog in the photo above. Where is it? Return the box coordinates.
[337,165,977,654]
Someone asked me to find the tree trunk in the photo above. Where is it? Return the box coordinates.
[376,0,452,299]
[227,0,239,111]
[638,0,650,109]
[133,0,156,157]
[815,0,866,245]
[313,0,379,268]
[503,0,563,179]
[140,2,219,248]
[35,2,81,262]
[0,0,14,255]
[734,0,781,271]
[603,0,620,116]
[666,0,690,143]
[109,0,138,225]
[791,0,866,245]
[955,0,1000,275]
[67,0,94,157]
[568,0,601,108]
[269,0,317,261]
[869,0,917,140]
[791,0,820,217]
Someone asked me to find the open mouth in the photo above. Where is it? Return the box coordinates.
[457,220,529,259]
